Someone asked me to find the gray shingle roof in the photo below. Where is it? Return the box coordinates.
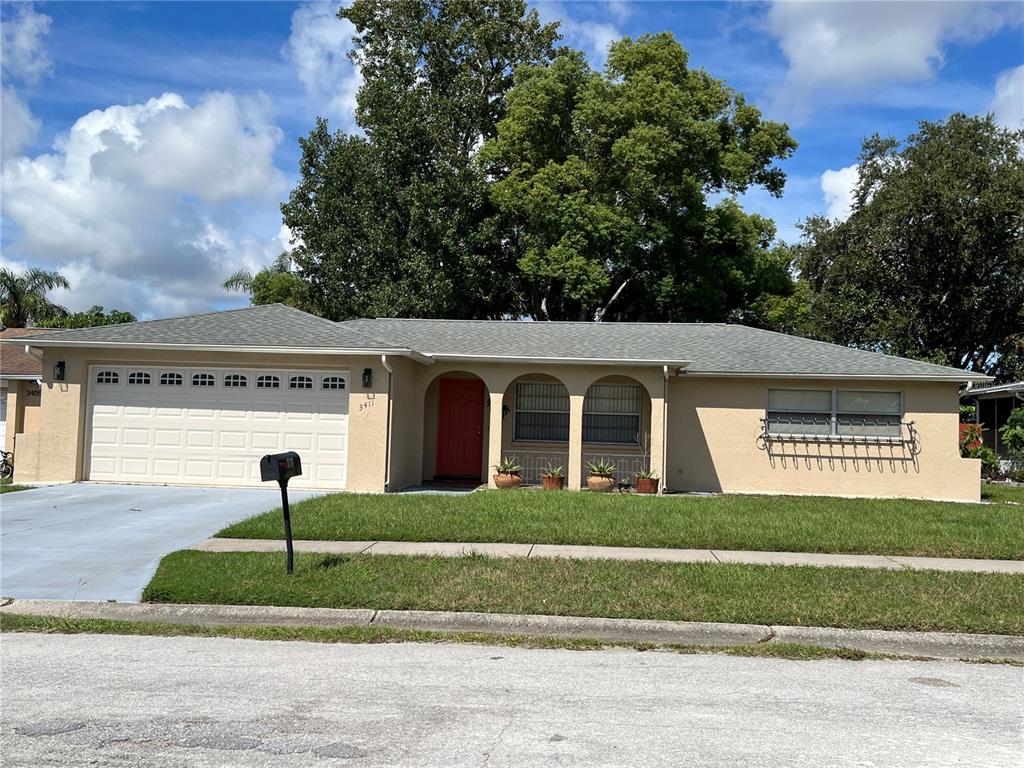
[339,318,989,381]
[8,304,987,381]
[10,304,397,351]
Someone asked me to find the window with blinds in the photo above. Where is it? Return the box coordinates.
[766,389,902,437]
[583,384,641,444]
[513,382,569,442]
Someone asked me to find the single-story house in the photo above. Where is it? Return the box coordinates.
[4,304,991,501]
[0,327,53,455]
[962,381,1024,456]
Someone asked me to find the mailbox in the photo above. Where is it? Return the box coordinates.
[260,451,302,485]
[259,451,302,574]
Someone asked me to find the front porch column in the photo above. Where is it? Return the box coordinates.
[487,390,504,489]
[649,393,666,492]
[567,391,585,490]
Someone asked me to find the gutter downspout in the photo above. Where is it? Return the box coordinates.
[381,354,394,492]
[662,365,669,493]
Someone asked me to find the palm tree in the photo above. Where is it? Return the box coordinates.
[0,268,71,328]
[222,253,294,294]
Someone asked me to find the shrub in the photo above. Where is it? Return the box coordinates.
[964,445,1000,478]
[959,422,984,453]
[998,407,1024,454]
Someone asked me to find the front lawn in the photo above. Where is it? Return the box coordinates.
[982,482,1024,505]
[0,478,31,494]
[218,488,1024,560]
[143,550,1024,635]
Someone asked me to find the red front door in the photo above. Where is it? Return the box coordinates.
[436,378,485,479]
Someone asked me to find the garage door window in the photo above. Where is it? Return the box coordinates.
[322,376,346,390]
[256,374,280,389]
[160,372,183,386]
[224,374,248,388]
[96,370,119,385]
[128,372,151,385]
[290,375,313,390]
[192,373,215,387]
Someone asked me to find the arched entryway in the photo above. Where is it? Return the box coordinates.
[422,371,489,483]
[500,373,571,486]
[580,375,653,486]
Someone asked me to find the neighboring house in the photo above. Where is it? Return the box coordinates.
[0,327,53,456]
[3,304,991,501]
[962,381,1024,456]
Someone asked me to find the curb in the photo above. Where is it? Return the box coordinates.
[2,599,1022,662]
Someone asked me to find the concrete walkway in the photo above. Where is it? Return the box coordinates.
[191,538,1024,574]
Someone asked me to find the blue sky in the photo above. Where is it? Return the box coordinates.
[2,1,1022,318]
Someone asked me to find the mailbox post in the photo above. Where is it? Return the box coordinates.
[260,451,302,574]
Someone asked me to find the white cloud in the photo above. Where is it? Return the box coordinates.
[990,64,1024,128]
[2,91,289,318]
[1,3,52,84]
[820,164,859,222]
[535,1,621,68]
[768,1,1024,115]
[1,85,39,159]
[284,1,361,128]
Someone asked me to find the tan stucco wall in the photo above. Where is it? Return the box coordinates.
[16,345,979,501]
[5,380,41,454]
[14,347,392,491]
[665,376,980,502]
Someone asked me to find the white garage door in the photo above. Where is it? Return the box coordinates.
[86,365,348,489]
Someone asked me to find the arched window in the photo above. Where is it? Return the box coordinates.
[256,374,280,389]
[95,370,119,385]
[289,375,313,390]
[192,373,215,387]
[321,376,346,390]
[223,374,248,388]
[127,371,151,385]
[159,372,184,386]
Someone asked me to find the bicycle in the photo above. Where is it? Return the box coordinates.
[0,451,13,480]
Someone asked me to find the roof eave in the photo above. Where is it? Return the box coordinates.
[423,353,692,367]
[680,370,993,383]
[6,339,418,358]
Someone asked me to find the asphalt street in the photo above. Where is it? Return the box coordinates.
[2,632,1022,767]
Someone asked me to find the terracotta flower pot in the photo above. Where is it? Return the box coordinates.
[587,474,616,493]
[493,472,522,489]
[635,477,660,494]
[542,475,565,491]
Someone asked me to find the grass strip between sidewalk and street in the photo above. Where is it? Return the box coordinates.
[0,612,900,663]
[216,486,1024,560]
[142,551,1024,636]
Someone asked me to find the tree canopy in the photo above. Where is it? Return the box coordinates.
[794,113,1024,378]
[0,268,70,328]
[482,37,797,320]
[35,305,136,329]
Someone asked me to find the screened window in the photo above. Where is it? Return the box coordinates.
[192,373,215,387]
[766,389,832,436]
[322,376,346,390]
[583,384,642,444]
[513,382,569,442]
[127,371,151,386]
[256,375,280,389]
[159,372,183,386]
[289,375,313,390]
[95,370,119,384]
[766,389,902,437]
[223,374,247,388]
[837,390,902,437]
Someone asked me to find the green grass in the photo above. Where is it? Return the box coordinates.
[0,477,31,494]
[982,482,1024,505]
[142,550,1024,635]
[0,613,891,662]
[218,489,1024,560]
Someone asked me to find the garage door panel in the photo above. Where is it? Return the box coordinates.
[88,365,348,489]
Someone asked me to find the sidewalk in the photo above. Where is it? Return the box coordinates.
[3,599,1022,662]
[192,538,1024,574]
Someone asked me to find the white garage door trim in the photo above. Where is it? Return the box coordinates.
[85,365,349,490]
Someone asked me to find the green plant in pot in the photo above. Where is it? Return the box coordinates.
[634,469,659,494]
[541,464,565,491]
[585,459,616,492]
[493,457,522,489]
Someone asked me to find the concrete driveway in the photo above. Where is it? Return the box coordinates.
[1,484,318,602]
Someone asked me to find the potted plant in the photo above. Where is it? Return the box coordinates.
[585,459,616,492]
[541,464,565,491]
[493,457,522,489]
[634,469,660,495]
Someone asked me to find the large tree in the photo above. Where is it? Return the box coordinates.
[795,114,1024,377]
[281,0,559,320]
[481,36,798,320]
[36,306,136,329]
[0,267,70,328]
